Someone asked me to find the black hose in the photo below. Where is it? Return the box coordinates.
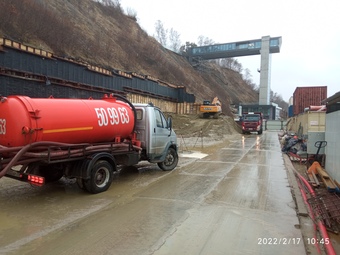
[112,94,137,133]
[0,142,90,178]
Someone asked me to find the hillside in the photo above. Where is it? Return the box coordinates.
[0,0,259,116]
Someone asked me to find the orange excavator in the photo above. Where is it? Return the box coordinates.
[199,97,222,118]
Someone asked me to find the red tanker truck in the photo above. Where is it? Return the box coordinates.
[0,94,178,193]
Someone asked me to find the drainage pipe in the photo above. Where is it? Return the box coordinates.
[296,177,321,254]
[296,172,336,255]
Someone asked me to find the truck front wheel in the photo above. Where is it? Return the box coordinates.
[84,160,113,194]
[158,147,178,171]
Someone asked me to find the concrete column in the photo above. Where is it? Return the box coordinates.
[259,36,271,105]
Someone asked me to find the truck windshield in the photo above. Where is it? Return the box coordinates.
[244,115,260,121]
[154,109,168,128]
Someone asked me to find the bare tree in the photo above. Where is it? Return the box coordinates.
[243,68,257,90]
[154,20,167,47]
[126,7,137,20]
[168,28,181,52]
[153,20,181,52]
[218,58,243,73]
[219,58,234,69]
[180,41,197,53]
[197,35,214,46]
[271,91,288,108]
[100,0,121,7]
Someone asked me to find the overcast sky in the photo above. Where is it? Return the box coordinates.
[120,0,339,102]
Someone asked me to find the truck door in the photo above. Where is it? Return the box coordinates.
[152,108,170,155]
[134,108,147,149]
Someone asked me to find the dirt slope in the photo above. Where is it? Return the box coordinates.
[0,0,258,116]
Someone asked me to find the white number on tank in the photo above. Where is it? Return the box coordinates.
[0,119,6,134]
[118,107,130,124]
[107,107,119,125]
[95,108,108,127]
[95,107,130,127]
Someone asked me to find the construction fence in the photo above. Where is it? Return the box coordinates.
[0,37,196,114]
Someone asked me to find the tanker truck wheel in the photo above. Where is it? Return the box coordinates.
[83,160,113,194]
[158,147,178,171]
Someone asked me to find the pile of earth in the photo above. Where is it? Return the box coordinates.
[170,114,242,154]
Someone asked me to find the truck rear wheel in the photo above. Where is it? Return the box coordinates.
[158,147,178,171]
[83,160,113,194]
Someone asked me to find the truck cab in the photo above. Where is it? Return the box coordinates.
[241,112,263,135]
[134,103,178,171]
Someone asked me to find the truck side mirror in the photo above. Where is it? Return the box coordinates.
[167,117,172,130]
[167,117,173,137]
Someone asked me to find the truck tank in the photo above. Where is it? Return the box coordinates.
[0,95,136,147]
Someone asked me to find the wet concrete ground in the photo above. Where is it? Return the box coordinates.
[0,131,307,255]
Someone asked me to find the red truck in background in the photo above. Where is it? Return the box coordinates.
[241,112,263,135]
